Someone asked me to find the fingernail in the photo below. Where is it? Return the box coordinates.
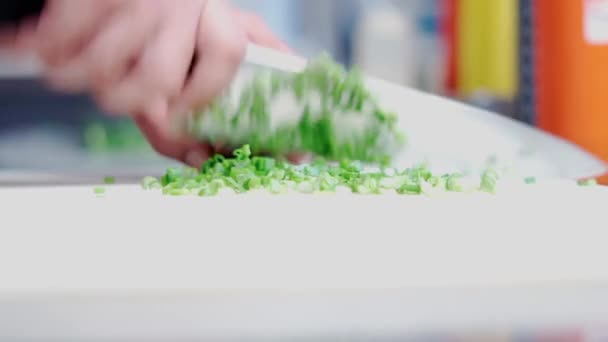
[185,149,207,168]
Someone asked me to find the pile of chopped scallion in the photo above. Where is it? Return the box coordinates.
[141,144,500,197]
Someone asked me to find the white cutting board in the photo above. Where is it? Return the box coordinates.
[1,182,608,291]
[1,183,608,340]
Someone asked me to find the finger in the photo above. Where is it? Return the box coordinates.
[36,0,118,67]
[96,81,169,117]
[45,4,161,93]
[95,1,202,117]
[172,0,246,116]
[129,0,202,112]
[134,113,212,167]
[234,11,292,53]
[84,5,162,89]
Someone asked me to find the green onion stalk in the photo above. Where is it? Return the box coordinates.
[180,54,406,166]
[143,144,501,197]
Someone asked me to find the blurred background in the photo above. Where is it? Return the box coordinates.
[0,0,607,176]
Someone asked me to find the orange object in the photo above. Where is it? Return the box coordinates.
[596,173,608,185]
[534,0,608,162]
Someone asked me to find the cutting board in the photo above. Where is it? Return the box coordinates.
[1,183,608,340]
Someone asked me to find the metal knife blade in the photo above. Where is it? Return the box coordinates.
[230,44,608,179]
[12,42,605,180]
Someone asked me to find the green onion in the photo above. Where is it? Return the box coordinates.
[103,176,116,185]
[147,145,502,198]
[162,167,182,186]
[578,178,598,187]
[446,174,465,192]
[183,54,405,164]
[480,169,499,193]
[297,180,316,194]
[141,176,161,190]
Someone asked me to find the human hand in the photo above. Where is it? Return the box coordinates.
[36,0,243,117]
[132,3,297,167]
[31,0,293,167]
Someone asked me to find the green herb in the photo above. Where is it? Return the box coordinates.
[182,54,405,164]
[524,176,536,184]
[141,176,161,190]
[446,174,465,192]
[103,176,116,185]
[84,120,150,153]
[94,187,105,195]
[577,178,598,187]
[480,169,499,193]
[146,144,500,197]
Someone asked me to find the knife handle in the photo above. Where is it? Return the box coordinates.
[0,0,45,26]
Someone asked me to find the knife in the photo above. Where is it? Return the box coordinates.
[190,43,607,180]
[2,5,604,182]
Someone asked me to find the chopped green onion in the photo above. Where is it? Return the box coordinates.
[397,181,422,195]
[480,169,499,193]
[162,167,182,186]
[297,180,316,194]
[146,145,502,198]
[141,176,161,190]
[183,54,405,164]
[446,174,465,192]
[578,178,598,187]
[103,176,116,185]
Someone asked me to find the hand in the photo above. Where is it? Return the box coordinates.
[36,0,246,119]
[8,0,293,167]
[132,4,296,167]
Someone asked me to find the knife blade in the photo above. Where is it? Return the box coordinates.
[182,43,607,180]
[11,40,605,180]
